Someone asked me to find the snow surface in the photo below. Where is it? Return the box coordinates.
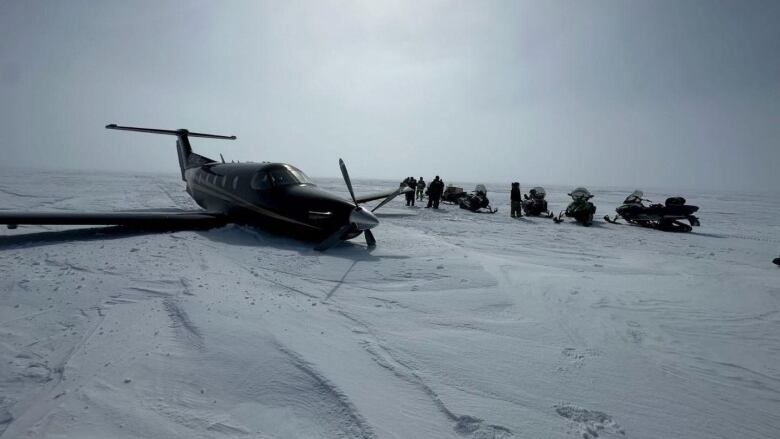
[1,170,779,439]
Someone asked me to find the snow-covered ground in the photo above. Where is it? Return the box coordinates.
[1,170,779,439]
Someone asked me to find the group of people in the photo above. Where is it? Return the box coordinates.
[402,176,446,209]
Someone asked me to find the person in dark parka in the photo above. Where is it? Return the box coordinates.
[510,182,522,218]
[405,177,417,206]
[426,176,445,209]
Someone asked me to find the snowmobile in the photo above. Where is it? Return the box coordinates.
[604,190,700,232]
[441,185,467,204]
[522,186,554,218]
[554,187,596,226]
[774,256,780,266]
[458,184,498,213]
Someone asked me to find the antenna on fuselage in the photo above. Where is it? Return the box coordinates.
[220,153,225,164]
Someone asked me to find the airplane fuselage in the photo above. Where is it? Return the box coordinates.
[184,162,362,240]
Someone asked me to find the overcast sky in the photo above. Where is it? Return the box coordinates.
[1,0,778,191]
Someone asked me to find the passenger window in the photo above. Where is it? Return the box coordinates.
[233,176,239,190]
[250,171,272,190]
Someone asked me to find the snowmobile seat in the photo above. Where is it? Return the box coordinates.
[665,197,686,207]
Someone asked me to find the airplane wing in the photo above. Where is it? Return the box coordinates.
[0,211,227,229]
[355,186,413,204]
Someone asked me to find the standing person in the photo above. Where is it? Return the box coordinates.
[426,176,445,209]
[416,177,426,201]
[510,182,522,218]
[405,177,417,206]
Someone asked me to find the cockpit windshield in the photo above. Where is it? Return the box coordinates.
[267,166,314,187]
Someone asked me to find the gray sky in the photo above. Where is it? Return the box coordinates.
[1,0,778,191]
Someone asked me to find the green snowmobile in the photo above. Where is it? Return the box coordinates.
[554,187,596,226]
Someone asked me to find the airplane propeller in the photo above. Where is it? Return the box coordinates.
[339,158,377,248]
[339,159,359,206]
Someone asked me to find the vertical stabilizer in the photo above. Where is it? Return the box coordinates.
[176,134,192,180]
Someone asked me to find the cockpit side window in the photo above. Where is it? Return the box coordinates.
[250,171,272,190]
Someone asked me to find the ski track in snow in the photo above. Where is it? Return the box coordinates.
[343,310,515,439]
[273,340,377,439]
[1,171,779,438]
[163,298,205,351]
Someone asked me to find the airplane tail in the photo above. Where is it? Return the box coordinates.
[105,124,236,181]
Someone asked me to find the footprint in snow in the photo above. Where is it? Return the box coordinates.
[625,321,645,343]
[555,404,625,438]
[454,415,514,439]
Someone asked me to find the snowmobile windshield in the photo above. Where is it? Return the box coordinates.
[531,187,546,199]
[569,187,592,200]
[267,166,315,187]
[474,184,487,195]
[624,190,644,204]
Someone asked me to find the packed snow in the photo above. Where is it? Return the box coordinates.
[1,169,779,438]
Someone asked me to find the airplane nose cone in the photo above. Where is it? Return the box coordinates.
[350,207,379,230]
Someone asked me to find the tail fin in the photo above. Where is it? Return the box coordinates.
[105,124,236,181]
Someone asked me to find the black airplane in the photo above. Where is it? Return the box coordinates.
[0,124,411,251]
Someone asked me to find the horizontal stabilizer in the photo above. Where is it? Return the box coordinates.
[105,124,236,140]
[106,123,235,181]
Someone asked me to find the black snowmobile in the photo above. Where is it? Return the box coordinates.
[554,187,596,226]
[604,190,700,232]
[441,185,467,204]
[522,186,554,218]
[458,184,497,213]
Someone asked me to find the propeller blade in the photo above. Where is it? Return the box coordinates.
[371,186,408,212]
[364,229,376,247]
[339,158,358,206]
[314,224,352,252]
